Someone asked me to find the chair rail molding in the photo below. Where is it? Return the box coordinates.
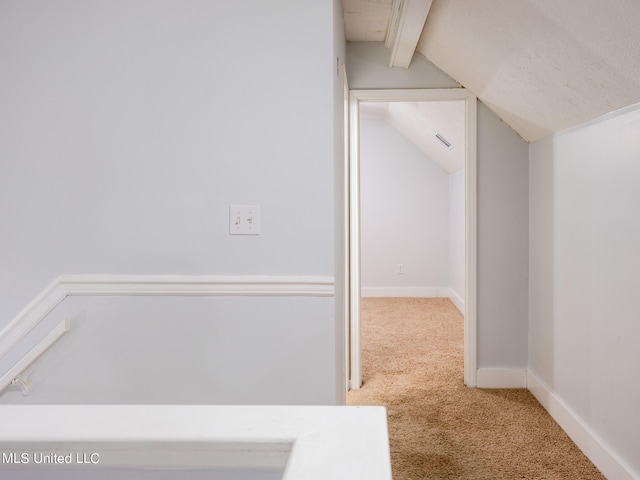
[0,274,335,361]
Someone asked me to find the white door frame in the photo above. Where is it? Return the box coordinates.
[347,88,477,389]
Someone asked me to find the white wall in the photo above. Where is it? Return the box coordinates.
[0,1,344,404]
[529,103,640,478]
[332,0,348,404]
[359,117,462,298]
[346,42,459,89]
[0,295,335,405]
[347,43,529,369]
[476,104,529,369]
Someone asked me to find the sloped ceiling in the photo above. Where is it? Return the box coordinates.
[360,101,465,173]
[344,0,640,142]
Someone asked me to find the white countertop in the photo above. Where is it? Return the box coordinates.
[0,405,392,480]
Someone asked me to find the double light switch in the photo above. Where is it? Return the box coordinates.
[229,205,260,235]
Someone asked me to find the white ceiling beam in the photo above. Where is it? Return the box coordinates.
[386,0,433,69]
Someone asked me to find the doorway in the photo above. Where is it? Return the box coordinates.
[347,88,477,389]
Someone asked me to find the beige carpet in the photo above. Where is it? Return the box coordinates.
[347,298,605,480]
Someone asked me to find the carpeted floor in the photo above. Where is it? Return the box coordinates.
[347,297,605,480]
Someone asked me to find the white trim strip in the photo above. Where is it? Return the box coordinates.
[448,289,465,314]
[476,368,527,388]
[348,88,477,389]
[0,280,67,362]
[0,319,70,394]
[0,275,335,362]
[464,92,478,388]
[527,370,637,480]
[349,90,363,391]
[60,275,335,297]
[361,286,453,298]
[360,287,464,314]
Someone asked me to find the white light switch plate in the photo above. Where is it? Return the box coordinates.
[229,205,260,235]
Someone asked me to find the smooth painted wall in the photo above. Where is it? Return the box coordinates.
[346,42,459,89]
[529,103,640,477]
[476,104,529,368]
[347,42,529,368]
[360,117,451,294]
[0,1,343,404]
[332,0,348,403]
[0,295,335,405]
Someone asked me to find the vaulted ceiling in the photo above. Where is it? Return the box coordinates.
[343,0,640,142]
[360,100,465,173]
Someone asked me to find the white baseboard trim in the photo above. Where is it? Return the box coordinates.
[0,275,335,361]
[448,289,464,314]
[527,370,637,480]
[361,286,452,298]
[476,368,527,388]
[361,287,465,314]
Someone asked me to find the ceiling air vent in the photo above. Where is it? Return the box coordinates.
[435,133,454,150]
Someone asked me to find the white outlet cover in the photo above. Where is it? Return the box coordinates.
[229,205,261,235]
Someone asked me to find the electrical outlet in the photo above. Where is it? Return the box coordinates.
[397,264,404,274]
[229,205,260,235]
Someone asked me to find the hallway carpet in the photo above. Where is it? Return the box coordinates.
[346,297,605,480]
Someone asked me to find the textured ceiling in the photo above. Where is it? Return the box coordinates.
[342,0,394,41]
[344,0,640,142]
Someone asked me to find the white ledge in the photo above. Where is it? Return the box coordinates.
[0,405,391,479]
